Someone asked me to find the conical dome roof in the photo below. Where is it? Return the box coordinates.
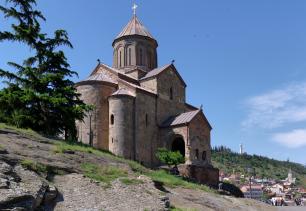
[114,15,156,42]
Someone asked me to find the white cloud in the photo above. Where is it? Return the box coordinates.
[272,129,306,148]
[242,82,306,129]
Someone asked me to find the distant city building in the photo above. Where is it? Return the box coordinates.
[286,169,296,184]
[241,185,263,200]
[268,184,284,196]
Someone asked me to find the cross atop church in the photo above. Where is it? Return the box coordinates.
[132,3,138,15]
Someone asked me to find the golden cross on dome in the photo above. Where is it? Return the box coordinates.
[132,3,138,15]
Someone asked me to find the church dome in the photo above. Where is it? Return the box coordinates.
[112,14,158,72]
[115,15,154,41]
[113,15,157,46]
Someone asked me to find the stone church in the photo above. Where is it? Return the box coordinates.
[76,11,218,183]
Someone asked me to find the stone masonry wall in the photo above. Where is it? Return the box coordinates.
[109,96,135,159]
[134,90,158,167]
[76,82,116,150]
[139,78,157,93]
[156,67,187,125]
[188,113,212,166]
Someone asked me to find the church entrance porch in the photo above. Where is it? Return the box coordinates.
[171,137,185,157]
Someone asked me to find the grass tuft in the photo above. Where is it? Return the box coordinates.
[81,163,127,187]
[120,178,144,185]
[21,159,47,173]
[0,123,41,138]
[54,141,148,174]
[148,170,215,193]
[170,206,198,211]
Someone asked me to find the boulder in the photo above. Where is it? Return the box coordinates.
[0,161,48,210]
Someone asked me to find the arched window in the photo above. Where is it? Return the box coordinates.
[139,48,143,65]
[148,51,152,69]
[145,114,148,127]
[202,151,207,161]
[119,51,122,67]
[170,87,173,100]
[110,114,114,125]
[128,48,132,66]
[195,149,199,160]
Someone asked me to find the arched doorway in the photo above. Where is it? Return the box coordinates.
[172,137,185,157]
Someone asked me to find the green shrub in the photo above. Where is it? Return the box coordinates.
[156,148,185,168]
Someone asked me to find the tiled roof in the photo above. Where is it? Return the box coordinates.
[111,89,135,97]
[140,64,187,87]
[90,63,140,85]
[140,64,171,80]
[115,15,155,40]
[79,62,158,96]
[81,72,117,84]
[161,110,201,127]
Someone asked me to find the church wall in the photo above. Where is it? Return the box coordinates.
[134,90,159,167]
[156,68,187,125]
[76,83,116,150]
[109,96,135,159]
[124,69,146,80]
[188,114,212,166]
[157,98,186,125]
[139,78,157,93]
[157,68,186,103]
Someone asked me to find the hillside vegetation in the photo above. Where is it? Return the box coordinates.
[211,146,306,188]
[0,125,276,210]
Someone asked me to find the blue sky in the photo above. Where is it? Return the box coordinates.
[1,0,306,165]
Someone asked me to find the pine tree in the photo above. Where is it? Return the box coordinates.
[0,0,89,140]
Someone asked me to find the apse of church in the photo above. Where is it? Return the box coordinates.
[76,8,214,170]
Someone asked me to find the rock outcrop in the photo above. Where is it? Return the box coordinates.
[0,161,49,210]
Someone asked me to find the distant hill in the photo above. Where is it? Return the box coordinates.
[211,146,306,188]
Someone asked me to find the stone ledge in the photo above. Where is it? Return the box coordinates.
[178,164,219,187]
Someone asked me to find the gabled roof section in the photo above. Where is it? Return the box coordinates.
[75,67,118,86]
[84,73,116,84]
[115,15,155,41]
[78,62,157,96]
[90,63,139,86]
[161,109,212,130]
[111,88,135,97]
[161,110,201,127]
[139,64,186,87]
